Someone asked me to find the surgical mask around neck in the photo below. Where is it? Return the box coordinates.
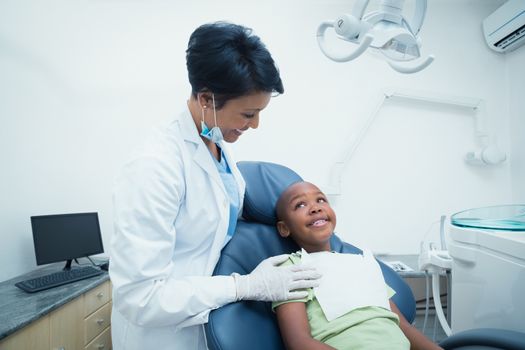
[200,93,224,143]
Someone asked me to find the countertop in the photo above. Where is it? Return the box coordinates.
[0,262,109,341]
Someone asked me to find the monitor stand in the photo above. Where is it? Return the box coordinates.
[63,258,80,270]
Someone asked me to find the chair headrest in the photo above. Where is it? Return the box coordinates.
[238,161,303,226]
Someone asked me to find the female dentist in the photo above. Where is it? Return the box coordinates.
[109,22,321,350]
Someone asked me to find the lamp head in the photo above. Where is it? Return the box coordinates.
[370,21,421,61]
[334,14,362,39]
[316,0,434,74]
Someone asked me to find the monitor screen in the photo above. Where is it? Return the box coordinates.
[31,212,104,265]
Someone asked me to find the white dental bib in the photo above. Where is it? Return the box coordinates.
[301,249,390,321]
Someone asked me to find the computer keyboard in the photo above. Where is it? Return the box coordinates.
[15,266,104,293]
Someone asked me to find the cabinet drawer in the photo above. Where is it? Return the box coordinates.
[0,316,49,350]
[85,302,111,345]
[85,326,112,350]
[50,296,84,350]
[84,281,110,316]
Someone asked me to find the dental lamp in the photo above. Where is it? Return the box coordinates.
[317,0,435,74]
[464,142,507,166]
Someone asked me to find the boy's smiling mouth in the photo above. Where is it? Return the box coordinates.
[309,218,329,227]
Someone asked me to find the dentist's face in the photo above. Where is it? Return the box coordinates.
[202,91,271,143]
[277,182,336,253]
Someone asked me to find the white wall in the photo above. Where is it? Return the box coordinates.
[1,0,521,282]
[508,47,525,202]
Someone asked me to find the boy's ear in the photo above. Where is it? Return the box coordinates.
[276,220,291,238]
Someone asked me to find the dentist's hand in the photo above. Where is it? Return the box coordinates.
[232,254,321,302]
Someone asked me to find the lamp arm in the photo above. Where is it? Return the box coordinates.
[317,21,374,62]
[387,54,434,74]
[409,0,427,35]
[351,0,370,19]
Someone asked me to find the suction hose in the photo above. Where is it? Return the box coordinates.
[431,271,452,336]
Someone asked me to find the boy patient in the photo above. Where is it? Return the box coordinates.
[272,181,443,350]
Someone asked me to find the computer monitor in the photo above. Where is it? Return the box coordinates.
[31,212,104,270]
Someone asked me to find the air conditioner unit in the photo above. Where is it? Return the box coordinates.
[482,0,525,53]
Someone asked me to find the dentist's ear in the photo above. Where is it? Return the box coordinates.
[198,92,213,108]
[276,221,291,238]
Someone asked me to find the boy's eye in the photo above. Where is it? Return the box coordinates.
[294,202,306,209]
[243,113,255,119]
[318,197,327,203]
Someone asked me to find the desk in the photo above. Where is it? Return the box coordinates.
[0,262,111,350]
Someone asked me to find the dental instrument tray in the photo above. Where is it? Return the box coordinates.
[451,204,525,231]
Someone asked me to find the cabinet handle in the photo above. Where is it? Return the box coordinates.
[97,344,105,349]
[96,318,105,325]
[97,292,104,298]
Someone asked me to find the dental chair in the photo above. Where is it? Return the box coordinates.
[205,161,525,350]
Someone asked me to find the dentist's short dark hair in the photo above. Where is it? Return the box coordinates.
[186,21,284,109]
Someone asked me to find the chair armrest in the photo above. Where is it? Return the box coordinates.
[439,328,525,350]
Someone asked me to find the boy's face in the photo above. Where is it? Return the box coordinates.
[276,182,336,252]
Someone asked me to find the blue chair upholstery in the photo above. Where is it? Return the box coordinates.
[439,328,525,350]
[205,161,415,350]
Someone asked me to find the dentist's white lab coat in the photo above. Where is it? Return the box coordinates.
[110,108,245,350]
